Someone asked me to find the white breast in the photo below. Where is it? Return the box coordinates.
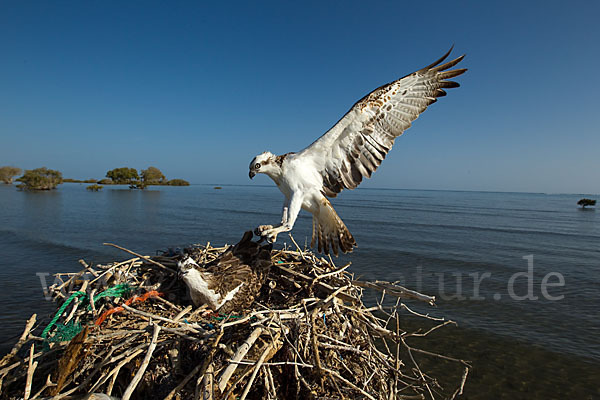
[279,156,324,206]
[182,269,244,310]
[182,269,221,309]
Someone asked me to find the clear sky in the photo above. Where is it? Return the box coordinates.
[1,0,599,194]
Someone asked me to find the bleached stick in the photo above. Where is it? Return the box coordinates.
[352,280,435,305]
[201,363,214,400]
[103,243,175,273]
[322,367,377,400]
[173,305,193,322]
[122,324,161,400]
[23,344,38,400]
[217,327,264,393]
[0,314,36,368]
[239,331,282,400]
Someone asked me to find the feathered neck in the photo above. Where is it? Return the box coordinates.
[264,166,283,184]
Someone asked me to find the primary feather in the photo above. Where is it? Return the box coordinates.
[298,47,466,197]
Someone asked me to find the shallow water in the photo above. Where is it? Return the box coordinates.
[0,183,598,397]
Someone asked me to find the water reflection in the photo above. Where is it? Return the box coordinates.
[140,189,161,226]
[20,190,63,241]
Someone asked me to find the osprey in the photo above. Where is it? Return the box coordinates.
[178,231,272,313]
[249,48,466,255]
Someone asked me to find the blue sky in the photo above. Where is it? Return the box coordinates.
[1,0,598,194]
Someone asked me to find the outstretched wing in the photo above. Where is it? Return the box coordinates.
[297,48,466,197]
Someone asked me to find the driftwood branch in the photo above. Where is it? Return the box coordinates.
[23,344,37,400]
[122,323,161,400]
[0,314,36,369]
[218,327,264,393]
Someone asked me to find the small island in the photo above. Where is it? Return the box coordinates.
[86,184,103,191]
[101,166,190,188]
[16,167,63,190]
[577,198,596,209]
[2,165,189,191]
[0,166,22,184]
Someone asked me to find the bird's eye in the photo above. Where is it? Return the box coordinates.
[255,163,261,170]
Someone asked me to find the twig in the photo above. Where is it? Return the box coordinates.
[228,360,314,368]
[122,323,161,400]
[217,327,264,393]
[239,331,282,400]
[352,280,436,305]
[275,264,358,304]
[163,329,224,400]
[121,303,203,332]
[30,374,55,399]
[322,367,377,400]
[23,344,37,400]
[103,242,175,273]
[287,233,307,261]
[0,314,36,369]
[173,305,193,322]
[313,262,351,282]
[201,363,214,400]
[450,366,470,400]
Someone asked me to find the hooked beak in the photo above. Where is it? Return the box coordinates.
[249,170,255,179]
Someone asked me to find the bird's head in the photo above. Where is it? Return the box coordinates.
[177,257,199,280]
[249,151,278,179]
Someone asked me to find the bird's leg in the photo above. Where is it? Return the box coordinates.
[281,205,289,225]
[255,199,289,237]
[262,195,301,243]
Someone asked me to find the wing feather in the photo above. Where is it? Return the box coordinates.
[297,48,466,197]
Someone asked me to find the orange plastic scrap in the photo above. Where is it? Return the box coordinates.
[95,290,163,326]
[95,306,123,326]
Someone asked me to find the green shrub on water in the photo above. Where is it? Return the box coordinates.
[167,179,190,186]
[16,167,63,190]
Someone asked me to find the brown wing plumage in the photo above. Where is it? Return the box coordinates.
[298,48,466,197]
[203,231,272,313]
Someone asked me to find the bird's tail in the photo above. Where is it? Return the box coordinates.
[311,197,357,256]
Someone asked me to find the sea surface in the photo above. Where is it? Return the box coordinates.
[0,183,598,399]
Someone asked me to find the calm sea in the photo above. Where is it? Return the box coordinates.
[0,183,598,398]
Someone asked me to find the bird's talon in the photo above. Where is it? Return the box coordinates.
[254,225,273,236]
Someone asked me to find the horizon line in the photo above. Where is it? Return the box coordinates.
[53,181,600,197]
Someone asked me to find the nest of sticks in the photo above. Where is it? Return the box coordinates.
[0,235,470,400]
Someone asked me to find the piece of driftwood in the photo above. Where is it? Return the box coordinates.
[217,326,264,393]
[0,235,469,399]
[121,324,161,400]
[51,326,91,395]
[0,314,36,369]
[23,344,36,400]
